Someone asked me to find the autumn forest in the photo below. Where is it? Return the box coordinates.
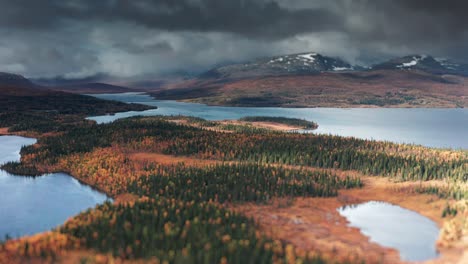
[0,98,466,264]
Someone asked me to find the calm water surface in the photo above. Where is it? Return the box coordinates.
[0,136,109,238]
[88,93,468,149]
[338,201,440,262]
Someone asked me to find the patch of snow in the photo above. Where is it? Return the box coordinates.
[397,56,426,68]
[333,66,350,71]
[298,53,317,62]
[401,60,418,67]
[269,57,285,64]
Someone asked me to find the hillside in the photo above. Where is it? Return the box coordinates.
[152,53,468,108]
[0,73,154,115]
[0,72,36,88]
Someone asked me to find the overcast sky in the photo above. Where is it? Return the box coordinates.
[0,0,467,78]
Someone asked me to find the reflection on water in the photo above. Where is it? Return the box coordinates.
[0,136,109,238]
[0,136,36,165]
[338,201,440,261]
[88,93,468,149]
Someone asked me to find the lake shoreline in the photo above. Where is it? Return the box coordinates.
[229,174,462,263]
[0,133,114,199]
[176,97,465,109]
[0,135,109,240]
[88,93,468,149]
[338,201,439,261]
[97,91,465,109]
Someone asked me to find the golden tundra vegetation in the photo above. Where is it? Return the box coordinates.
[0,112,467,264]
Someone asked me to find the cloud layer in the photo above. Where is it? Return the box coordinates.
[0,0,467,78]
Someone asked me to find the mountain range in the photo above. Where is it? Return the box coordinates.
[198,53,468,79]
[152,52,468,108]
[1,52,467,108]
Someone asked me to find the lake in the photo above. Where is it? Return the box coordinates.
[88,93,468,149]
[338,201,440,262]
[0,136,109,239]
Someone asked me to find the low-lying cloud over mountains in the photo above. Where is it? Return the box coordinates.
[1,0,468,78]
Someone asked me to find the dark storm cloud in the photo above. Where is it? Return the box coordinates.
[113,41,175,55]
[345,0,468,40]
[397,0,468,19]
[340,0,468,61]
[0,0,468,78]
[0,0,343,39]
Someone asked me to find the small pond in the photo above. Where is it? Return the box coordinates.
[0,136,109,239]
[338,201,440,262]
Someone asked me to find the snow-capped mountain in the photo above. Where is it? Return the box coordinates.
[200,52,356,79]
[372,55,468,75]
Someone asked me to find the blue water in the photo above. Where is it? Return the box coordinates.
[338,201,440,261]
[88,93,468,149]
[0,136,109,238]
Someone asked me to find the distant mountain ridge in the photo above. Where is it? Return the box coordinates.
[0,72,154,115]
[153,52,468,108]
[33,71,195,91]
[0,73,139,94]
[371,55,468,76]
[199,53,468,80]
[48,82,136,94]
